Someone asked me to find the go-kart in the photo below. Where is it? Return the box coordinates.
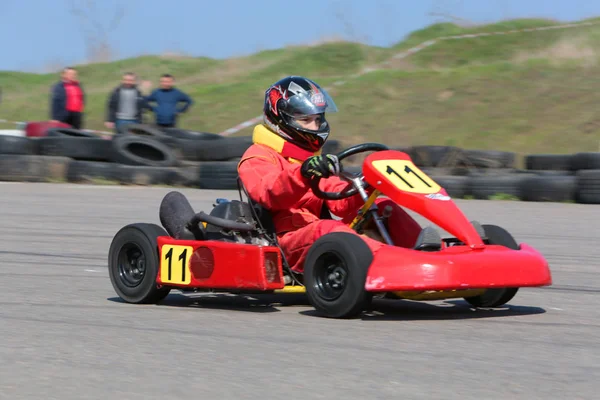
[107,143,552,318]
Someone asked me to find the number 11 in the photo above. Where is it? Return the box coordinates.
[164,247,188,282]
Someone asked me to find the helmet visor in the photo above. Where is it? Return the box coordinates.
[280,87,338,118]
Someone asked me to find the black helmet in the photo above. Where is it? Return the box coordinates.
[263,76,338,152]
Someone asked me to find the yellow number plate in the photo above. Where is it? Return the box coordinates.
[160,245,193,285]
[371,159,441,194]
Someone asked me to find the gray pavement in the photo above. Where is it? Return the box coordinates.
[0,182,598,399]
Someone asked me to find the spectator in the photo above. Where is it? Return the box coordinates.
[104,72,150,134]
[145,74,193,128]
[49,67,85,129]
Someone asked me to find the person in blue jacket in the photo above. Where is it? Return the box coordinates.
[145,74,194,128]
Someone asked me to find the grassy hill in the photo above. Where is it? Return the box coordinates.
[2,16,600,156]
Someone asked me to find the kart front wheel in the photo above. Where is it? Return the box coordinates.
[463,224,519,308]
[108,223,171,304]
[303,232,374,319]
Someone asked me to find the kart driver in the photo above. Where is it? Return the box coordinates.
[237,76,423,274]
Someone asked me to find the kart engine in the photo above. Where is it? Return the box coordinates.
[227,231,272,247]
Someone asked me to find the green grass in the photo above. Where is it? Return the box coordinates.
[2,16,600,158]
[488,193,520,201]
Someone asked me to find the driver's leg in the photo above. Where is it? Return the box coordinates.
[376,198,422,248]
[341,198,422,248]
[278,219,387,274]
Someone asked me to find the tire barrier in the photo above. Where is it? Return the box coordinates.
[159,128,224,141]
[66,160,122,183]
[37,137,113,162]
[467,172,535,200]
[575,170,600,204]
[0,135,35,155]
[46,128,100,138]
[110,134,179,167]
[1,126,600,203]
[525,154,572,171]
[0,154,71,182]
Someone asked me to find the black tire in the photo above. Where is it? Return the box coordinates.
[463,224,519,307]
[461,149,516,169]
[159,128,224,141]
[575,169,600,204]
[391,146,421,165]
[515,169,574,176]
[410,145,465,167]
[108,223,171,304]
[518,174,576,202]
[43,156,72,181]
[466,172,534,199]
[434,175,468,198]
[197,161,239,189]
[37,137,114,161]
[124,123,170,139]
[0,154,69,182]
[570,152,600,171]
[66,160,122,183]
[117,165,186,186]
[0,135,35,155]
[420,166,470,176]
[303,232,374,318]
[524,154,573,171]
[123,123,179,147]
[110,135,178,167]
[46,128,99,138]
[176,136,253,162]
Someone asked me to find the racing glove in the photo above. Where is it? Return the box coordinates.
[301,154,341,179]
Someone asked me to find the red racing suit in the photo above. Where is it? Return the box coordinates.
[237,124,423,273]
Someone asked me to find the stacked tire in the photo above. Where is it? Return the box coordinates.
[0,123,342,189]
[405,146,600,203]
[3,124,600,204]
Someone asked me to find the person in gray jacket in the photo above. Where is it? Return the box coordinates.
[105,72,150,133]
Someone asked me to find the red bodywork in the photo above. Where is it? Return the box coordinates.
[156,236,285,291]
[363,150,485,248]
[361,150,552,291]
[365,243,551,291]
[153,149,551,293]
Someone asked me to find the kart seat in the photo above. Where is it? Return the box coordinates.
[235,177,332,235]
[206,198,276,237]
[158,190,278,243]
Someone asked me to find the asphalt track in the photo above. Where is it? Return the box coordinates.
[0,183,598,399]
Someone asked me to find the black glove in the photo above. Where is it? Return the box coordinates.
[301,154,341,179]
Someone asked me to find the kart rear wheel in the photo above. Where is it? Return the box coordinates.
[108,223,171,304]
[463,224,519,308]
[303,232,374,319]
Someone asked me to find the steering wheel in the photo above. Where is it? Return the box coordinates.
[309,142,389,200]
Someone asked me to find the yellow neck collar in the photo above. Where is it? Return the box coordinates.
[252,124,321,164]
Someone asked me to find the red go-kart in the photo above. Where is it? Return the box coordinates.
[107,143,552,318]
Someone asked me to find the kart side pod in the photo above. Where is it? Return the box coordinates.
[155,236,286,291]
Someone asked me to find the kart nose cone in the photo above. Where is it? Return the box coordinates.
[365,243,552,292]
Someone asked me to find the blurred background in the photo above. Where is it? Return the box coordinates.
[2,0,600,155]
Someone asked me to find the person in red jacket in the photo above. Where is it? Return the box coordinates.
[237,76,423,275]
[49,67,85,129]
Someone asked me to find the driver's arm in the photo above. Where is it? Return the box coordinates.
[238,150,311,212]
[320,176,373,217]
